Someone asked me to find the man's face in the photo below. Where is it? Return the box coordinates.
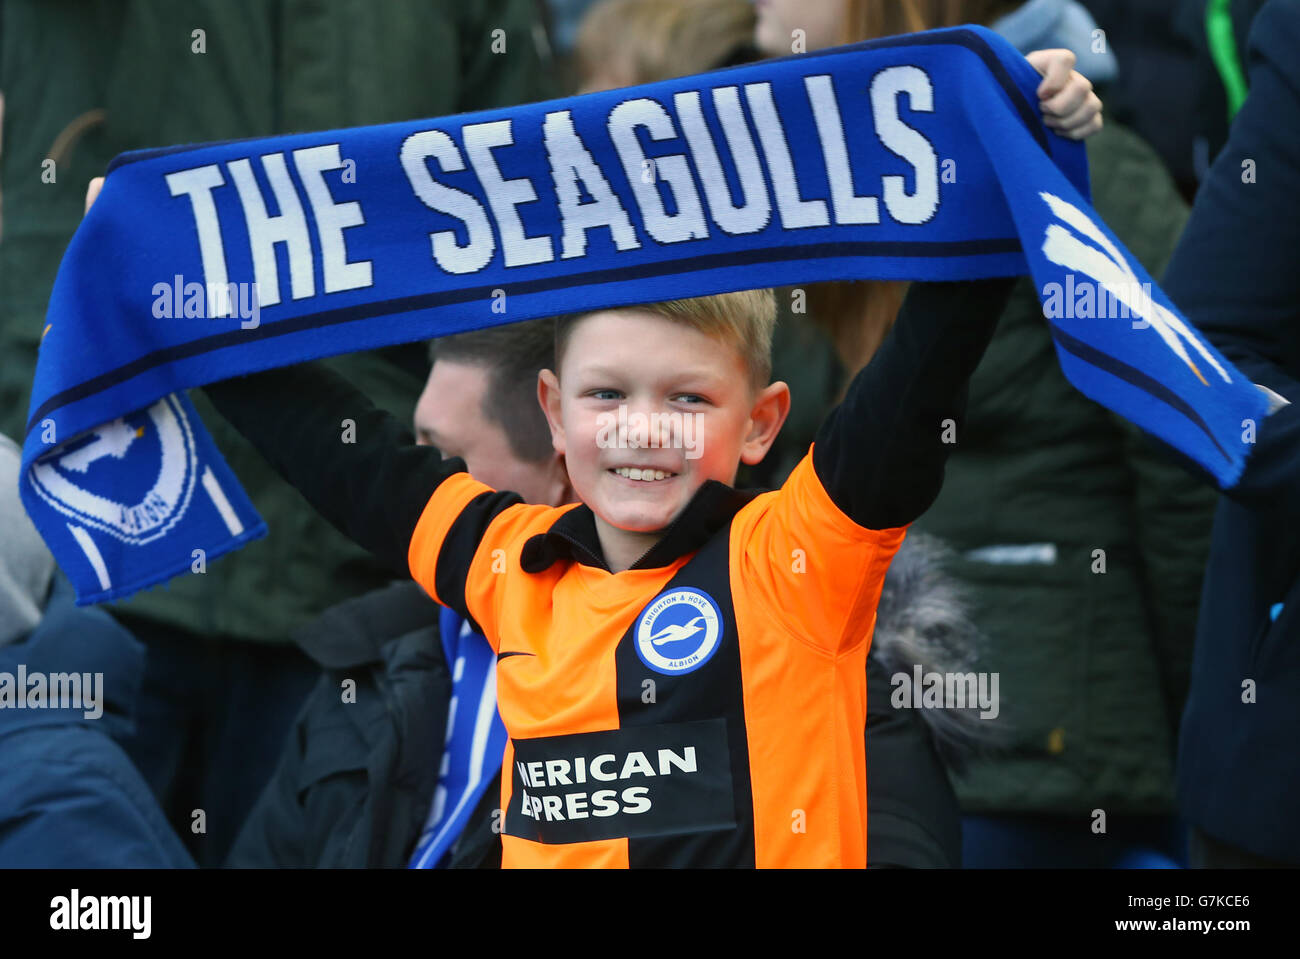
[415,359,561,506]
[541,309,788,537]
[754,0,845,56]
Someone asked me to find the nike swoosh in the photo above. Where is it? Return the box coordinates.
[497,650,536,661]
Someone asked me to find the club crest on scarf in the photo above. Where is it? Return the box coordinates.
[28,395,198,545]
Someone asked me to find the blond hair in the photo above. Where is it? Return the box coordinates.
[576,0,756,89]
[555,289,777,389]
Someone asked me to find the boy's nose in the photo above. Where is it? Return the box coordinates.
[621,403,673,449]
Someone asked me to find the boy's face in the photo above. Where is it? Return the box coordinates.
[540,309,790,543]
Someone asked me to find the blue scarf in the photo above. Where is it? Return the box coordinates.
[21,25,1266,604]
[408,608,509,869]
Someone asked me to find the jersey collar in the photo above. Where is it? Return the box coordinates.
[520,480,760,573]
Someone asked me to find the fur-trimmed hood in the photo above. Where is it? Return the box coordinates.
[869,532,1004,772]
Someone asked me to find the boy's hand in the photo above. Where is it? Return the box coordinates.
[85,176,104,213]
[1026,49,1103,140]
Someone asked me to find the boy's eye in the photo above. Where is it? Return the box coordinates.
[674,393,708,405]
[589,389,622,401]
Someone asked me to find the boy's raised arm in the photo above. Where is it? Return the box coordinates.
[202,362,460,576]
[811,278,1015,530]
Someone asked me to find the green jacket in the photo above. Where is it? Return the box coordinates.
[911,122,1215,815]
[0,0,554,643]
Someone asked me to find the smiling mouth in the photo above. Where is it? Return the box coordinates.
[610,467,677,482]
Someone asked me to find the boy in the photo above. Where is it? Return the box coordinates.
[202,275,1013,868]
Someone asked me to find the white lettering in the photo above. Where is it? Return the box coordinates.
[674,87,771,235]
[870,66,939,225]
[621,786,652,814]
[590,789,620,817]
[227,153,315,306]
[165,165,232,314]
[619,750,657,779]
[658,746,696,775]
[463,120,555,267]
[545,758,572,786]
[292,144,372,293]
[745,81,829,229]
[400,130,496,274]
[805,74,881,224]
[608,98,709,244]
[543,110,640,258]
[590,753,618,782]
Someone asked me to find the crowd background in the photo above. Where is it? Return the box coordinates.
[0,0,1294,869]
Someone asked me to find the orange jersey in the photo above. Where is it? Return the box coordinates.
[409,452,906,868]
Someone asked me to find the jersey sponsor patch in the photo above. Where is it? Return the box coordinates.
[505,719,736,844]
[634,588,723,676]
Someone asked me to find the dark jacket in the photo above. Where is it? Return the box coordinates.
[0,577,194,868]
[0,0,555,645]
[910,119,1217,816]
[228,535,976,869]
[1160,0,1300,864]
[225,580,497,868]
[1080,0,1269,197]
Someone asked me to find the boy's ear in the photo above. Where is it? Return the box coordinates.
[538,368,565,456]
[740,380,792,466]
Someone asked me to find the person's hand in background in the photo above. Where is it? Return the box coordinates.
[1027,49,1103,140]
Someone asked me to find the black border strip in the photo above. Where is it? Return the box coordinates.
[1049,326,1233,463]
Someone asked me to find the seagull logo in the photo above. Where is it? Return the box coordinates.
[58,418,144,473]
[648,616,707,647]
[27,395,199,545]
[635,590,723,675]
[1039,191,1231,388]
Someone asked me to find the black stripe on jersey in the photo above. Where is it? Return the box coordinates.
[433,488,524,631]
[614,525,757,868]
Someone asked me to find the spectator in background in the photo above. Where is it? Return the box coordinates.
[0,0,556,866]
[0,436,193,868]
[987,0,1118,84]
[1079,0,1269,200]
[575,0,760,91]
[1159,0,1300,869]
[755,0,1214,868]
[547,0,603,56]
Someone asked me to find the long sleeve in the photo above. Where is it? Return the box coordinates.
[202,362,458,576]
[811,278,1015,529]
